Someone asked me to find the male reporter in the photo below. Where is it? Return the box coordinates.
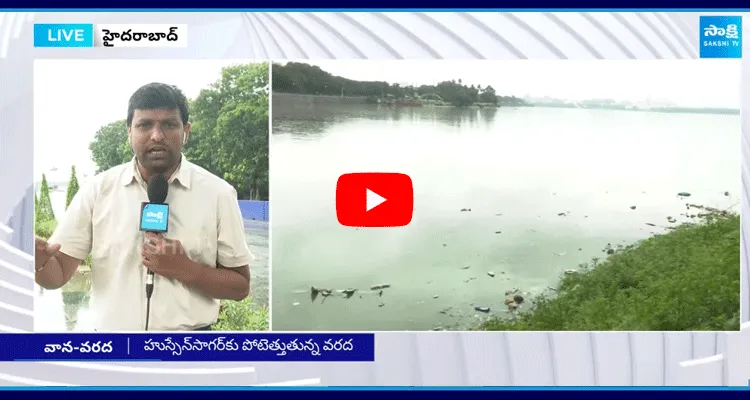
[35,82,254,331]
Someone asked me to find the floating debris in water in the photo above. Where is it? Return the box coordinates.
[310,286,334,303]
[378,302,385,307]
[292,302,300,306]
[433,295,439,299]
[439,307,452,314]
[495,231,502,234]
[677,192,691,197]
[724,191,730,196]
[557,212,567,216]
[495,213,503,216]
[460,265,470,270]
[564,269,578,275]
[487,271,496,277]
[630,206,636,210]
[555,252,567,256]
[645,223,656,227]
[443,243,447,247]
[460,208,472,212]
[474,306,491,313]
[370,284,391,290]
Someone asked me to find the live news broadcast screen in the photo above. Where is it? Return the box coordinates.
[0,10,746,388]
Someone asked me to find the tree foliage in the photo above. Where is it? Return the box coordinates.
[36,173,55,224]
[87,62,269,201]
[65,166,80,210]
[88,120,132,174]
[272,62,529,108]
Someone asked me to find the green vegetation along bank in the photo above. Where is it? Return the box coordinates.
[272,62,529,108]
[479,207,740,331]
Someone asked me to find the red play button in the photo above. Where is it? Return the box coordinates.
[336,172,413,228]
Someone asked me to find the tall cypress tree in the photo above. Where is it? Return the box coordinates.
[65,166,80,210]
[36,174,55,222]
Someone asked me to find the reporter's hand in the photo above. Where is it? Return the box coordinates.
[35,236,61,271]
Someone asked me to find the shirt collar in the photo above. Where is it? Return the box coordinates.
[120,153,192,189]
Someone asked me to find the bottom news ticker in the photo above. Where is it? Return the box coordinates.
[0,333,375,362]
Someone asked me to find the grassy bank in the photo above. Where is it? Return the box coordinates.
[480,208,741,331]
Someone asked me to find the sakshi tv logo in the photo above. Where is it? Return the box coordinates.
[699,16,742,59]
[145,211,164,221]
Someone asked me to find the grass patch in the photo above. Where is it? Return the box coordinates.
[213,297,269,331]
[35,219,57,240]
[479,208,740,331]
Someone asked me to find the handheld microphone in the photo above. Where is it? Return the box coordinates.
[141,174,169,330]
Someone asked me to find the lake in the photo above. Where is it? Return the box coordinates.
[34,188,269,332]
[270,101,740,331]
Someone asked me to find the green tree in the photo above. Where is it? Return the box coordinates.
[187,63,269,200]
[36,174,55,223]
[479,85,498,105]
[65,166,80,210]
[89,120,132,173]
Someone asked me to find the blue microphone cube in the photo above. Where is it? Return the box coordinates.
[140,203,169,232]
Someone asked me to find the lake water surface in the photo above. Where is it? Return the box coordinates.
[270,102,740,331]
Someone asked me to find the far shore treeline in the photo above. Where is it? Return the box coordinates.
[272,62,740,116]
[272,62,529,108]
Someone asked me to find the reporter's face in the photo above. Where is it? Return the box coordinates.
[129,108,190,173]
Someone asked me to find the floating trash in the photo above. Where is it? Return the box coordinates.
[474,306,490,313]
[678,192,691,197]
[370,284,391,290]
[487,271,496,277]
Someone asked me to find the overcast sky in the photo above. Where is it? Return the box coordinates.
[34,59,254,183]
[288,60,740,109]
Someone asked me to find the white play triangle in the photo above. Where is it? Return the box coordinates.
[366,188,386,212]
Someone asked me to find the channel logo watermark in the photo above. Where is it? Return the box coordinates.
[33,24,188,48]
[699,16,742,59]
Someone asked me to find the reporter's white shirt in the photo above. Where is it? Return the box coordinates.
[48,155,254,331]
